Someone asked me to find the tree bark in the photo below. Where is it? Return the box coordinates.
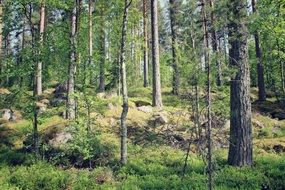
[98,9,106,92]
[228,0,253,167]
[36,1,45,96]
[120,0,132,165]
[87,0,93,86]
[143,0,149,87]
[151,0,163,108]
[169,0,180,95]
[252,0,266,101]
[209,0,222,87]
[67,0,78,120]
[0,1,3,85]
[201,0,213,189]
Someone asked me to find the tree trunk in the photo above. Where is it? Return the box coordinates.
[67,0,78,120]
[0,1,3,85]
[277,40,285,103]
[252,0,266,101]
[33,106,39,157]
[143,0,149,87]
[209,0,222,87]
[120,0,132,165]
[98,9,106,92]
[228,0,253,167]
[87,0,93,86]
[169,0,180,95]
[151,0,163,108]
[201,1,213,189]
[36,1,45,96]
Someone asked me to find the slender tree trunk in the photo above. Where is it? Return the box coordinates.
[33,105,39,157]
[87,0,93,86]
[201,1,213,189]
[252,0,266,101]
[277,40,285,103]
[209,0,222,87]
[67,0,78,120]
[5,32,11,86]
[98,9,106,92]
[120,0,132,165]
[151,0,163,108]
[36,1,45,96]
[190,28,201,140]
[0,1,3,85]
[143,0,149,87]
[19,20,26,87]
[228,0,253,167]
[28,4,36,88]
[169,0,180,95]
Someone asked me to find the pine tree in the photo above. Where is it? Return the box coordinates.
[228,0,253,166]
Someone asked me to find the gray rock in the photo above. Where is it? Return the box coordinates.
[0,109,22,124]
[0,109,13,121]
[133,100,151,107]
[153,113,168,126]
[137,106,153,113]
[107,103,114,110]
[48,131,72,149]
[54,82,67,98]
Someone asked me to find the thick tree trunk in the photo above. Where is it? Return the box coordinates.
[228,0,253,167]
[169,0,180,95]
[143,0,149,87]
[67,0,78,120]
[36,1,45,96]
[201,1,213,189]
[151,0,163,108]
[209,0,222,87]
[98,9,106,92]
[252,0,266,101]
[120,0,132,165]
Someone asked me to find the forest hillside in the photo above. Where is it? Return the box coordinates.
[0,0,285,189]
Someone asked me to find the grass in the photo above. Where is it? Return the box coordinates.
[0,86,285,189]
[0,144,284,190]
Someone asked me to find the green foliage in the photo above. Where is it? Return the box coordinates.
[255,155,285,190]
[2,162,69,190]
[216,166,266,190]
[67,124,115,168]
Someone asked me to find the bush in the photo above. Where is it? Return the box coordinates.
[8,162,69,190]
[70,167,115,190]
[0,145,34,166]
[215,166,266,190]
[255,155,285,190]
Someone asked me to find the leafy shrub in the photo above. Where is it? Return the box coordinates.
[66,123,116,168]
[215,166,266,190]
[70,167,115,190]
[0,145,34,166]
[255,155,285,190]
[8,162,69,190]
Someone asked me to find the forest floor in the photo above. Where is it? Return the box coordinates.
[0,85,285,190]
